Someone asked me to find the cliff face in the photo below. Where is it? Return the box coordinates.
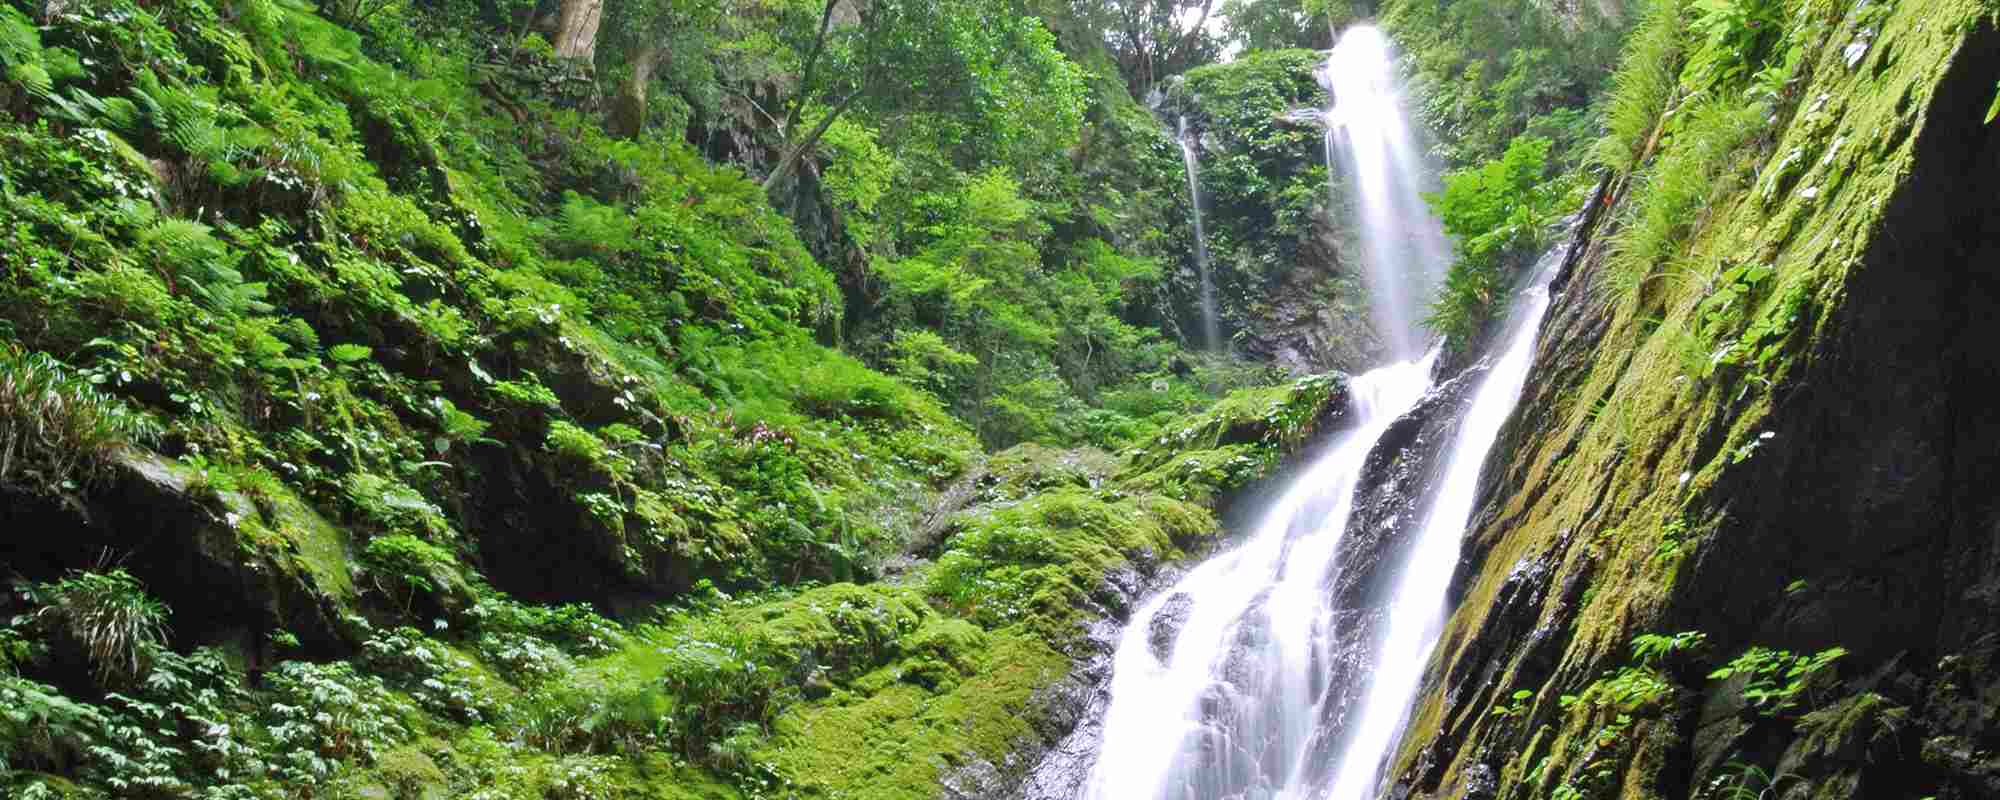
[1387,0,2000,797]
[1165,49,1383,372]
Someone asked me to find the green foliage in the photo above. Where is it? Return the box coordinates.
[0,350,156,498]
[1491,688,1536,718]
[265,660,413,783]
[1590,0,1690,174]
[1682,0,1792,91]
[22,569,169,685]
[1382,0,1630,167]
[1561,666,1675,713]
[0,0,1356,795]
[1424,135,1564,346]
[0,673,108,779]
[1631,630,1708,666]
[1651,515,1691,565]
[927,489,1211,638]
[1603,97,1767,305]
[1708,645,1848,713]
[363,534,460,605]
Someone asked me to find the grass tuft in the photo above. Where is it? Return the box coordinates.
[0,350,156,499]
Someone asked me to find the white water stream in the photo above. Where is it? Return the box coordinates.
[1320,256,1559,800]
[1178,116,1223,352]
[1320,26,1451,361]
[1070,24,1564,800]
[1082,355,1435,800]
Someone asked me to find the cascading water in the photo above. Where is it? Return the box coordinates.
[1320,26,1451,361]
[1053,24,1568,800]
[1317,250,1561,800]
[1178,116,1223,352]
[1082,354,1435,800]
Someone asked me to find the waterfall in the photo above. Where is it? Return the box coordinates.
[1049,23,1566,800]
[1319,249,1562,800]
[1321,26,1451,361]
[1082,355,1435,800]
[1178,116,1223,352]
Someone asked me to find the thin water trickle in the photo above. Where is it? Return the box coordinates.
[1178,116,1222,352]
[1320,26,1450,361]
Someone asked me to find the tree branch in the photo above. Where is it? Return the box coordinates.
[784,0,843,135]
[763,88,863,192]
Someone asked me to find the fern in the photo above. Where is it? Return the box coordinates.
[0,6,40,68]
[137,218,273,315]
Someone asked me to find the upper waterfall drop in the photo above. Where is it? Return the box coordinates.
[1040,24,1561,800]
[1320,25,1451,360]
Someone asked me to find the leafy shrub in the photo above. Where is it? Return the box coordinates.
[24,569,169,684]
[360,626,497,722]
[1424,135,1563,346]
[363,534,461,610]
[1682,0,1792,90]
[263,661,412,784]
[465,597,621,657]
[0,674,109,775]
[1708,645,1847,713]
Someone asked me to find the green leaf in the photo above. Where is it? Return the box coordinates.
[1984,82,1998,125]
[328,344,372,364]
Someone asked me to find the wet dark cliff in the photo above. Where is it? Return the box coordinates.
[1385,0,2000,797]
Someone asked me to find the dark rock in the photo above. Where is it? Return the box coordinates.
[0,451,363,667]
[1150,592,1196,662]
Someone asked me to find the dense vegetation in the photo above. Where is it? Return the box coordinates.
[0,0,1426,795]
[9,0,1932,793]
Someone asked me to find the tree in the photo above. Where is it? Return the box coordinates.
[1216,0,1344,51]
[554,0,605,60]
[760,0,1086,192]
[1423,135,1560,345]
[601,0,724,138]
[1060,0,1227,96]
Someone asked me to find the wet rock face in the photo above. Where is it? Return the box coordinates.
[1378,10,2000,800]
[1156,51,1383,375]
[0,453,362,667]
[1333,362,1490,615]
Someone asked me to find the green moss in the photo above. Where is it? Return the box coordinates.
[927,488,1213,641]
[756,629,1068,798]
[977,443,1118,502]
[376,745,447,799]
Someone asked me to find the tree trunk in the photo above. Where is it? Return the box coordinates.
[554,0,604,62]
[610,45,663,139]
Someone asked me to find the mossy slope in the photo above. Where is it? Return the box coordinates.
[1383,0,2000,797]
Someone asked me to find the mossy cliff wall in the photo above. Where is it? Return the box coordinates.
[1384,0,2000,797]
